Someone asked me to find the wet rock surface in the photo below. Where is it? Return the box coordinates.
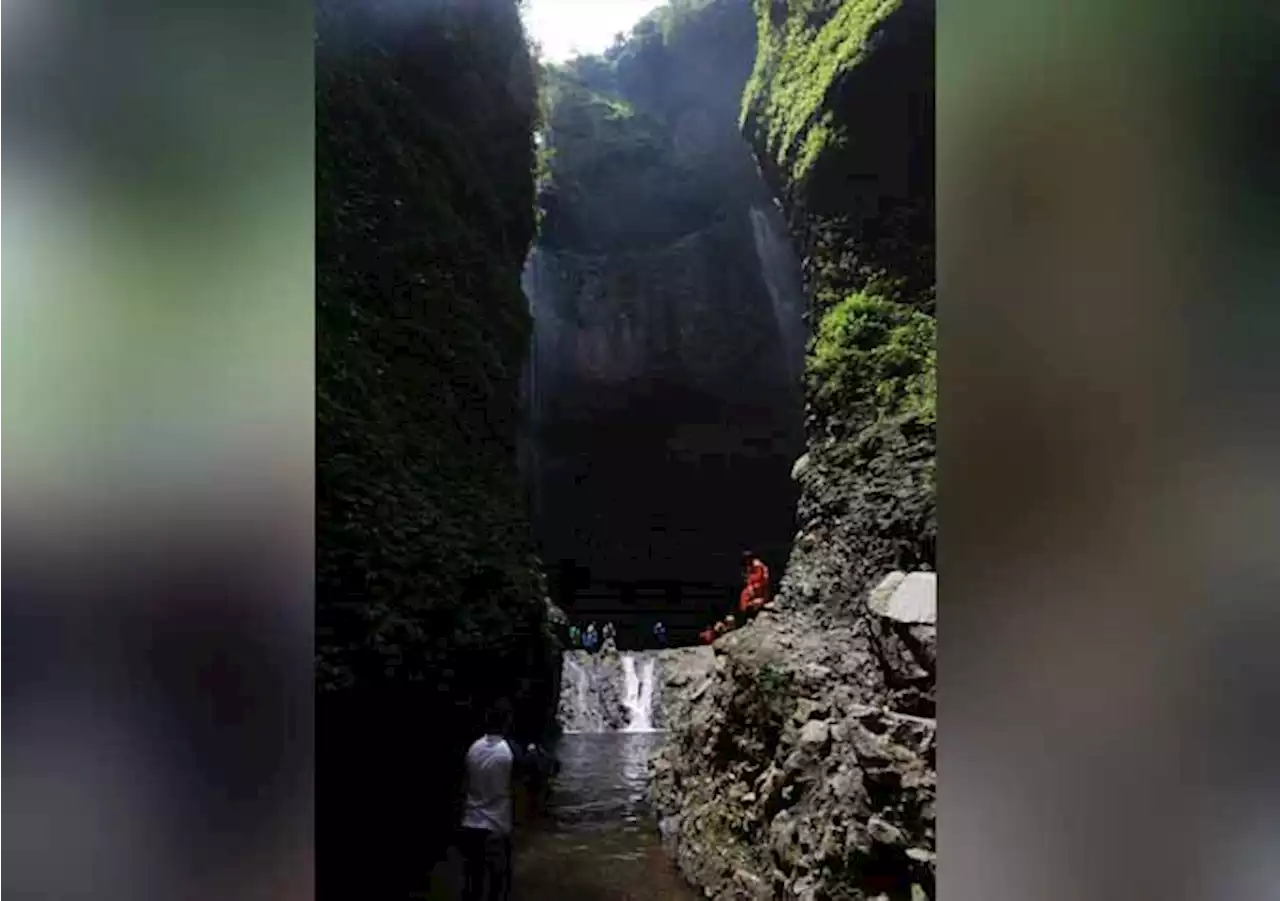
[652,645,717,731]
[560,651,631,732]
[558,647,714,733]
[650,583,935,901]
[523,0,805,588]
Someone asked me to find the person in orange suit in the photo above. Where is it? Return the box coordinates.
[739,549,770,617]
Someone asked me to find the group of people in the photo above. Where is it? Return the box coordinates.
[699,549,770,644]
[567,620,615,653]
[566,619,669,651]
[563,550,770,651]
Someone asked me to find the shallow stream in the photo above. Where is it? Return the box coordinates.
[428,732,697,901]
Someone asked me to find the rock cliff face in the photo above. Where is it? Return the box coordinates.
[744,0,936,611]
[315,1,561,896]
[652,596,936,900]
[651,1,936,898]
[560,651,632,732]
[523,207,804,581]
[522,0,807,591]
[525,214,796,422]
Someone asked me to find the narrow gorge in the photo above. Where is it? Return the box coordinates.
[520,0,808,636]
[317,0,936,898]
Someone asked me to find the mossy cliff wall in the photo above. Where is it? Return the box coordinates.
[316,0,560,895]
[743,0,936,611]
[651,3,936,900]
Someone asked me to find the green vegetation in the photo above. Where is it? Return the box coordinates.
[317,0,553,710]
[757,661,795,697]
[569,0,732,96]
[741,0,936,582]
[742,0,900,184]
[538,66,669,199]
[534,61,715,248]
[810,291,936,428]
[316,0,559,892]
[533,0,757,250]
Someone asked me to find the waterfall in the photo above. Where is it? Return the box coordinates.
[520,246,555,535]
[520,249,542,425]
[621,654,657,733]
[748,204,806,385]
[557,651,662,733]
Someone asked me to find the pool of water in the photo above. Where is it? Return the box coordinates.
[427,732,698,901]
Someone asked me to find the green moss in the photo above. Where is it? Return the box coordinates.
[793,114,847,185]
[316,3,573,889]
[316,0,556,715]
[537,63,673,199]
[809,290,935,428]
[739,0,936,585]
[742,0,899,184]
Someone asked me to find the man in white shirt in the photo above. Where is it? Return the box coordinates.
[458,699,524,901]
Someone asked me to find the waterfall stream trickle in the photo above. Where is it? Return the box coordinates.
[621,654,657,733]
[558,651,661,734]
[748,204,807,386]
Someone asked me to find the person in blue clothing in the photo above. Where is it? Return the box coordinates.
[652,620,667,647]
[583,622,599,653]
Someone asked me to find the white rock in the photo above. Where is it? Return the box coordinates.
[868,571,936,624]
[799,719,830,747]
[867,815,905,846]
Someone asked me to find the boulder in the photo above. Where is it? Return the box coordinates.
[868,571,936,624]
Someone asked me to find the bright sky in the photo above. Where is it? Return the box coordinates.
[522,0,667,62]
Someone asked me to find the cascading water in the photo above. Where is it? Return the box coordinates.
[748,203,807,386]
[519,250,546,531]
[558,651,661,733]
[621,654,657,733]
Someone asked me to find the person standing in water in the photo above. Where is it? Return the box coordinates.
[652,620,667,647]
[568,623,581,648]
[458,699,527,901]
[583,622,599,653]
